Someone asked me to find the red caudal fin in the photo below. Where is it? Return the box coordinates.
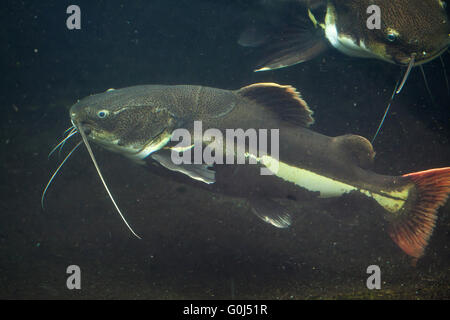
[388,167,450,260]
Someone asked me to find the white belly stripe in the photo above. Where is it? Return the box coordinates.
[251,154,408,213]
[252,154,357,198]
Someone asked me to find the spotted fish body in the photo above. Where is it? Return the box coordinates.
[70,83,450,260]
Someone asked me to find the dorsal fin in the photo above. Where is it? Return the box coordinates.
[236,83,314,127]
[333,135,376,169]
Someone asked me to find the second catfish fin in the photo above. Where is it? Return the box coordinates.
[254,24,328,71]
[151,150,215,184]
[249,197,292,228]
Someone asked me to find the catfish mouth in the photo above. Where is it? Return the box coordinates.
[71,120,97,141]
[413,46,449,66]
[396,45,449,66]
[70,116,93,136]
[70,115,171,158]
[77,122,172,159]
[73,121,92,136]
[71,119,123,152]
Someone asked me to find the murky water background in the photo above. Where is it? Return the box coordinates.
[1,0,449,299]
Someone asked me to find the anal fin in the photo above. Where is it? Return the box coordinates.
[249,197,292,228]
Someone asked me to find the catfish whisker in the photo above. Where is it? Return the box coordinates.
[396,54,416,95]
[63,125,76,135]
[77,124,142,239]
[419,64,436,106]
[439,55,450,97]
[42,140,82,209]
[372,55,416,143]
[58,128,78,157]
[371,76,401,143]
[48,128,78,159]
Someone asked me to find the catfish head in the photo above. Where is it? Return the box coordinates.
[331,0,450,66]
[70,86,178,160]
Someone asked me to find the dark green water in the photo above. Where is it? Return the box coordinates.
[0,0,449,299]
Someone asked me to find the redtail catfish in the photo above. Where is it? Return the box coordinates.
[49,83,450,261]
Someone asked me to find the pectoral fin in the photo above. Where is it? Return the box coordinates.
[297,0,328,10]
[238,0,328,71]
[254,31,328,71]
[249,197,292,228]
[150,151,215,184]
[238,24,272,48]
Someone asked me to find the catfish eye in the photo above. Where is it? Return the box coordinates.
[97,110,109,119]
[385,28,399,42]
[386,33,397,42]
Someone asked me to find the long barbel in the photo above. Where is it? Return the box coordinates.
[76,123,142,239]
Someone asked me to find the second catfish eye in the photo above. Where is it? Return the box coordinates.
[386,33,397,42]
[385,28,399,42]
[97,109,110,119]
